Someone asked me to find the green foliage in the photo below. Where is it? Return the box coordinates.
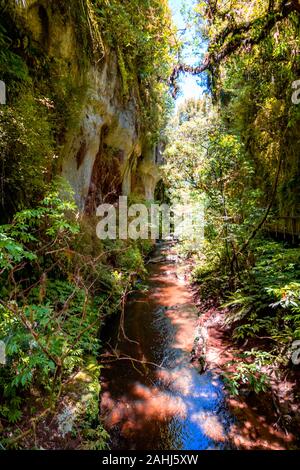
[222,350,273,396]
[0,91,55,218]
[223,242,300,345]
[0,182,86,423]
[0,24,29,83]
[81,425,109,450]
[0,0,172,448]
[93,0,175,136]
[118,246,146,275]
[95,0,174,82]
[164,96,260,270]
[217,3,300,218]
[0,0,175,221]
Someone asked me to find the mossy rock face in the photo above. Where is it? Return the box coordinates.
[67,359,101,411]
[1,0,162,215]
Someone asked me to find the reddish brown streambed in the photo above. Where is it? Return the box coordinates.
[100,242,234,450]
[100,242,294,450]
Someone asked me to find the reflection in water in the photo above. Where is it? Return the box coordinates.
[101,243,234,450]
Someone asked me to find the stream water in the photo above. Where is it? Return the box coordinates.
[100,242,235,450]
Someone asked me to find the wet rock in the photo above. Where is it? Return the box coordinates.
[191,355,207,374]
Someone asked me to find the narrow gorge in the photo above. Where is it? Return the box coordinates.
[0,0,300,453]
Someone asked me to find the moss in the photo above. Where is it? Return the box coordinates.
[0,89,55,219]
[117,46,129,97]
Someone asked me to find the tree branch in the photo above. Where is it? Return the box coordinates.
[170,0,300,97]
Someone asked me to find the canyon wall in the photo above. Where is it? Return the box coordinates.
[11,1,162,212]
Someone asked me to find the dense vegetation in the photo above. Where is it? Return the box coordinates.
[164,0,300,398]
[0,0,173,449]
[0,0,300,450]
[0,181,156,448]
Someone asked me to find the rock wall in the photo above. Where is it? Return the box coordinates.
[13,0,161,211]
[61,59,144,212]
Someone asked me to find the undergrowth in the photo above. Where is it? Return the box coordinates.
[193,238,300,395]
[0,179,151,448]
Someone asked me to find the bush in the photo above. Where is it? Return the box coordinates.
[222,350,273,396]
[0,91,55,218]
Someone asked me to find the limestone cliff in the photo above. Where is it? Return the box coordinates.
[4,0,164,213]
